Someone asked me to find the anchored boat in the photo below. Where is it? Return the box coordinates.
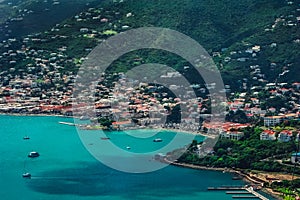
[28,151,40,158]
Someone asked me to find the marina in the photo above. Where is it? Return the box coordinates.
[208,186,269,200]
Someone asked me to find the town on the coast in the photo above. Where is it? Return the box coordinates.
[0,0,300,199]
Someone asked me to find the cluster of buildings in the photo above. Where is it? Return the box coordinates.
[260,129,300,142]
[75,73,203,132]
[0,0,299,142]
[0,5,132,114]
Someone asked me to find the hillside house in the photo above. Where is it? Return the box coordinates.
[260,130,276,141]
[278,130,293,142]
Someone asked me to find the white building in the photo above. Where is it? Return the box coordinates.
[263,116,284,126]
[278,130,293,142]
[220,131,244,140]
[260,130,276,141]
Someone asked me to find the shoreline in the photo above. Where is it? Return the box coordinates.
[123,127,217,138]
[0,113,215,138]
[163,158,283,200]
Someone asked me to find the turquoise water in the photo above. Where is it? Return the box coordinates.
[0,115,271,200]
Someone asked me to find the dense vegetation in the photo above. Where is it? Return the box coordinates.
[176,126,300,174]
[1,0,299,91]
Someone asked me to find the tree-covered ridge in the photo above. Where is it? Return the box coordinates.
[0,0,299,89]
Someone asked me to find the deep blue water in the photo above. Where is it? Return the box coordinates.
[0,115,274,200]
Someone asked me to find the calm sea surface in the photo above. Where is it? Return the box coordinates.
[0,115,274,200]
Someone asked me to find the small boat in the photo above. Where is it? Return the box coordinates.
[153,138,163,142]
[28,151,40,158]
[23,136,30,140]
[126,146,131,150]
[101,137,110,140]
[22,173,31,178]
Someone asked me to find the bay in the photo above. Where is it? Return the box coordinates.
[0,115,273,200]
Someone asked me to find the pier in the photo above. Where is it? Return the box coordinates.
[226,191,250,194]
[208,186,244,190]
[208,186,269,200]
[232,195,261,198]
[245,187,269,200]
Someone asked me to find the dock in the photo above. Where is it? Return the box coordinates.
[245,187,269,200]
[232,195,260,198]
[208,186,244,190]
[226,191,250,194]
[208,186,269,200]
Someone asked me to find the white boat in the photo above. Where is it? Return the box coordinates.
[28,151,39,158]
[126,146,131,150]
[153,138,163,142]
[23,136,30,140]
[22,173,31,178]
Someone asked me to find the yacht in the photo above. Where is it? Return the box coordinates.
[126,146,131,150]
[23,136,30,140]
[28,151,40,158]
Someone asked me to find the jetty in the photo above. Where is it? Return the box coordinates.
[208,186,269,200]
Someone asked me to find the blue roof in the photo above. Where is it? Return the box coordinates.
[292,153,300,156]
